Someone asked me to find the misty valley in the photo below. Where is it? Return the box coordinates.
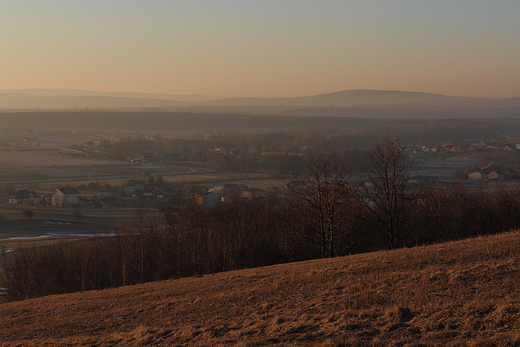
[1,110,520,301]
[4,0,520,343]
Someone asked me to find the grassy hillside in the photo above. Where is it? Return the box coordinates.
[2,231,520,346]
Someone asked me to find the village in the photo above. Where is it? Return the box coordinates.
[54,134,520,180]
[5,181,273,209]
[5,133,520,212]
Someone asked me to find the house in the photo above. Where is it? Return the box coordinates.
[52,187,79,207]
[207,183,259,202]
[110,190,123,199]
[488,171,505,180]
[240,189,253,199]
[468,171,483,180]
[42,193,53,205]
[132,189,154,198]
[230,149,242,158]
[157,192,174,203]
[503,170,517,180]
[82,141,96,151]
[250,188,269,199]
[222,183,241,196]
[183,185,209,198]
[195,192,220,206]
[283,180,307,190]
[99,196,124,207]
[209,184,242,201]
[124,183,144,195]
[142,151,154,162]
[407,175,433,184]
[9,189,39,205]
[442,143,459,152]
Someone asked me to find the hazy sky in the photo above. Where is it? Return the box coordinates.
[2,1,520,98]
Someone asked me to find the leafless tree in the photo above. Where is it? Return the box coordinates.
[287,152,354,258]
[420,182,468,242]
[364,137,415,249]
[486,183,520,234]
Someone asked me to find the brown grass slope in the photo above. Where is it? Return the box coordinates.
[2,232,520,346]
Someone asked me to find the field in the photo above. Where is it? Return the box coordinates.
[0,128,219,186]
[0,149,118,168]
[0,205,145,251]
[0,137,284,253]
[0,147,279,190]
[1,230,520,346]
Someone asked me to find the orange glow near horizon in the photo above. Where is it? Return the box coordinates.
[1,1,520,99]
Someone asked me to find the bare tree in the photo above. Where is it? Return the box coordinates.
[364,137,414,249]
[420,182,468,242]
[287,152,354,258]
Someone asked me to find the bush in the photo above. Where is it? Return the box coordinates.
[22,209,34,220]
[73,210,83,222]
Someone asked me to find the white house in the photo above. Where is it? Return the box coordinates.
[52,187,79,207]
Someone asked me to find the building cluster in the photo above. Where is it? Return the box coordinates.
[412,140,520,155]
[467,169,520,181]
[59,141,108,158]
[125,152,154,164]
[7,183,270,209]
[8,187,79,207]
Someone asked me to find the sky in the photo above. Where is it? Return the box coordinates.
[1,1,520,98]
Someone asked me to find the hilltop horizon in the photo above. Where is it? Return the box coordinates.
[1,87,514,101]
[1,88,519,112]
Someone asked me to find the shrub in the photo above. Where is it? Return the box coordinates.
[73,210,83,222]
[22,209,34,220]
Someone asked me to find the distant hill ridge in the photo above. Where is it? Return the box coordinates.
[212,89,465,107]
[1,88,520,113]
[2,231,520,346]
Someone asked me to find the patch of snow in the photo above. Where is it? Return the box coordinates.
[46,232,119,237]
[0,235,50,242]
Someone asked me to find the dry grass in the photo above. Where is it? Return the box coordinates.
[2,231,520,346]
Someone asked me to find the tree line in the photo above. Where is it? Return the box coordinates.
[3,137,520,301]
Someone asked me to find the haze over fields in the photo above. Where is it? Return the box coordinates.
[3,2,520,345]
[2,89,464,108]
[1,89,520,118]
